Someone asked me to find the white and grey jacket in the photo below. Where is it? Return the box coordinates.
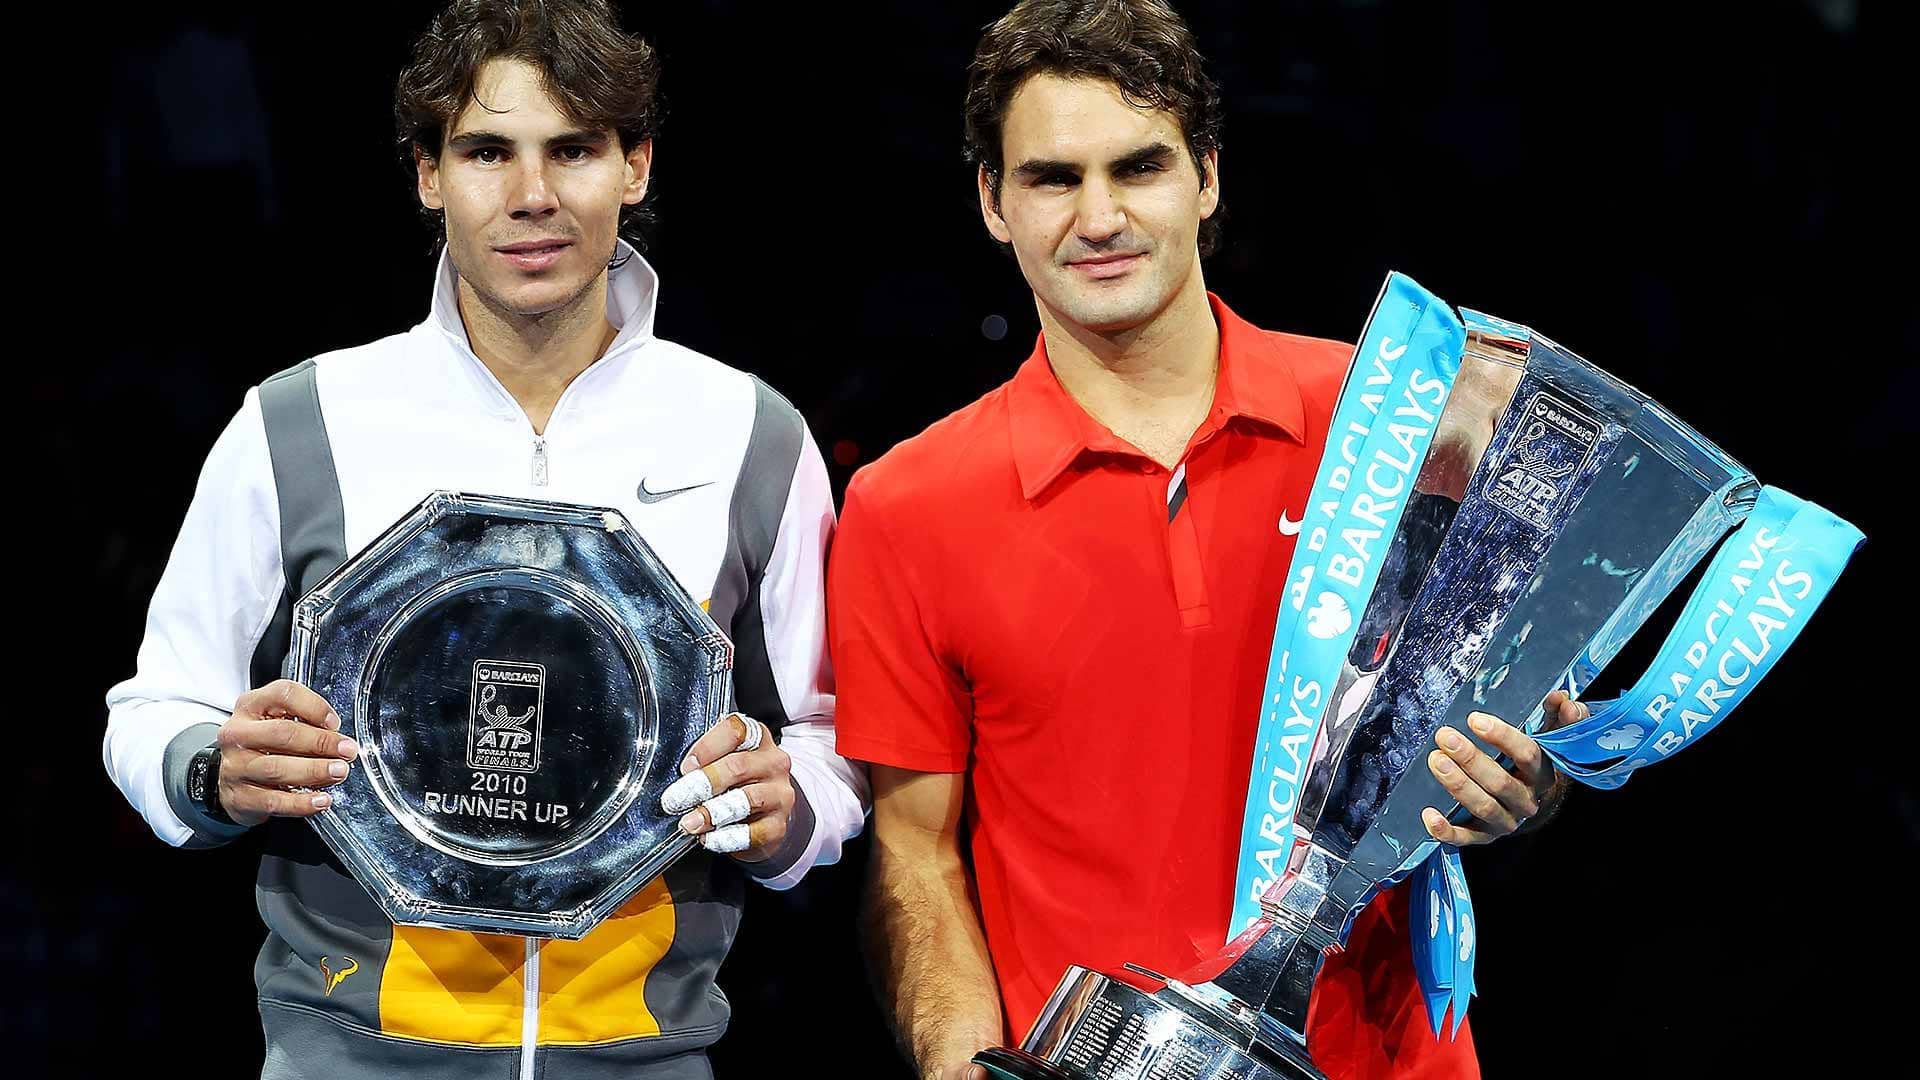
[103,243,868,1079]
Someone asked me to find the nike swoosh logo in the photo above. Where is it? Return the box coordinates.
[1278,511,1303,536]
[636,479,714,504]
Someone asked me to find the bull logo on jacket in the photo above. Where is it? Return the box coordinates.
[468,660,545,772]
[319,955,358,997]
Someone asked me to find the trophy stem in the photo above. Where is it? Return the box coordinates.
[1204,926,1320,1049]
[1196,841,1353,1053]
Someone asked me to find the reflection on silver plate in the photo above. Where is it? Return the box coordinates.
[289,492,734,939]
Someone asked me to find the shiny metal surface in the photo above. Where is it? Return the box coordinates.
[1007,968,1323,1080]
[1204,328,1529,1046]
[289,491,733,939]
[1312,327,1754,914]
[1290,337,1527,860]
[1231,319,1754,1042]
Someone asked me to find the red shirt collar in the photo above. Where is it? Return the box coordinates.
[1007,292,1309,500]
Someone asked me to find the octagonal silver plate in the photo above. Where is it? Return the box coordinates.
[288,491,734,939]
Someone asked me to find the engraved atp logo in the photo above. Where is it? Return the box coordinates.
[469,660,545,772]
[1486,391,1599,530]
[319,956,359,997]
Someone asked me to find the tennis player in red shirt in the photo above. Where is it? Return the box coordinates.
[830,3,1583,1078]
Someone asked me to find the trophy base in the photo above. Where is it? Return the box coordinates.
[974,966,1326,1080]
[973,1047,1073,1080]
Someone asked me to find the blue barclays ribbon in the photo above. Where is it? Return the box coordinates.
[1533,486,1863,788]
[1409,856,1455,1034]
[1406,845,1474,1038]
[1231,273,1466,934]
[1441,847,1475,1037]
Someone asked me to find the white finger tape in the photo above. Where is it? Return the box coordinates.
[701,823,752,854]
[661,770,714,816]
[701,789,753,829]
[736,714,764,753]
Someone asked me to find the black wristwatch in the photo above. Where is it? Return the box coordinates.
[187,744,238,826]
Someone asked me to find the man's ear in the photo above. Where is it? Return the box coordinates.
[623,139,654,206]
[979,163,1012,245]
[1198,148,1219,220]
[416,144,444,211]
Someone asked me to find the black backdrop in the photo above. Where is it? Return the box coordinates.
[25,2,1910,1076]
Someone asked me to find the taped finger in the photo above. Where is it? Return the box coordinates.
[736,714,764,753]
[661,769,714,815]
[700,789,754,830]
[701,823,752,854]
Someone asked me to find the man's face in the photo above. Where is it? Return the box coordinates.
[417,58,651,318]
[981,74,1218,335]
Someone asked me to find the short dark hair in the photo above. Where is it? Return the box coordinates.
[965,0,1225,256]
[394,0,662,240]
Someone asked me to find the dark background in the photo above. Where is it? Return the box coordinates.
[22,1,1910,1076]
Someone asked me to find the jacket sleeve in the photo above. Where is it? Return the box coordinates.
[734,421,869,890]
[102,389,284,847]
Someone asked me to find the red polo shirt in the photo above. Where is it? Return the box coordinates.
[830,294,1477,1078]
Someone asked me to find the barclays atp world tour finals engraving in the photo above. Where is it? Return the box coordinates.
[973,273,1864,1080]
[1484,392,1600,530]
[416,659,567,827]
[289,492,735,939]
[468,660,544,772]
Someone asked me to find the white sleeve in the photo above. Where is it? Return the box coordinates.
[102,390,284,847]
[744,426,870,891]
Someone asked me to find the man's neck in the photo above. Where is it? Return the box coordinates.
[1037,270,1221,469]
[456,272,618,434]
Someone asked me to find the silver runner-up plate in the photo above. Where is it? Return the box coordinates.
[287,491,733,939]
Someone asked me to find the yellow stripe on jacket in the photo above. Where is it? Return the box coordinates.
[378,877,677,1044]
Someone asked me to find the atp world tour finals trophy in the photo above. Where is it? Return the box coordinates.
[974,274,1865,1079]
[284,492,734,939]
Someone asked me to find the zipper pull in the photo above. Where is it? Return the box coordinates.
[531,436,549,487]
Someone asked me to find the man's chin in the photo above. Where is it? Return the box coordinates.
[477,276,594,319]
[1050,283,1160,335]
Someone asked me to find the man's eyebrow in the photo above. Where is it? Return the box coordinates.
[446,130,512,153]
[1011,157,1079,181]
[546,129,612,148]
[445,129,612,153]
[1110,142,1178,171]
[1009,141,1179,181]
